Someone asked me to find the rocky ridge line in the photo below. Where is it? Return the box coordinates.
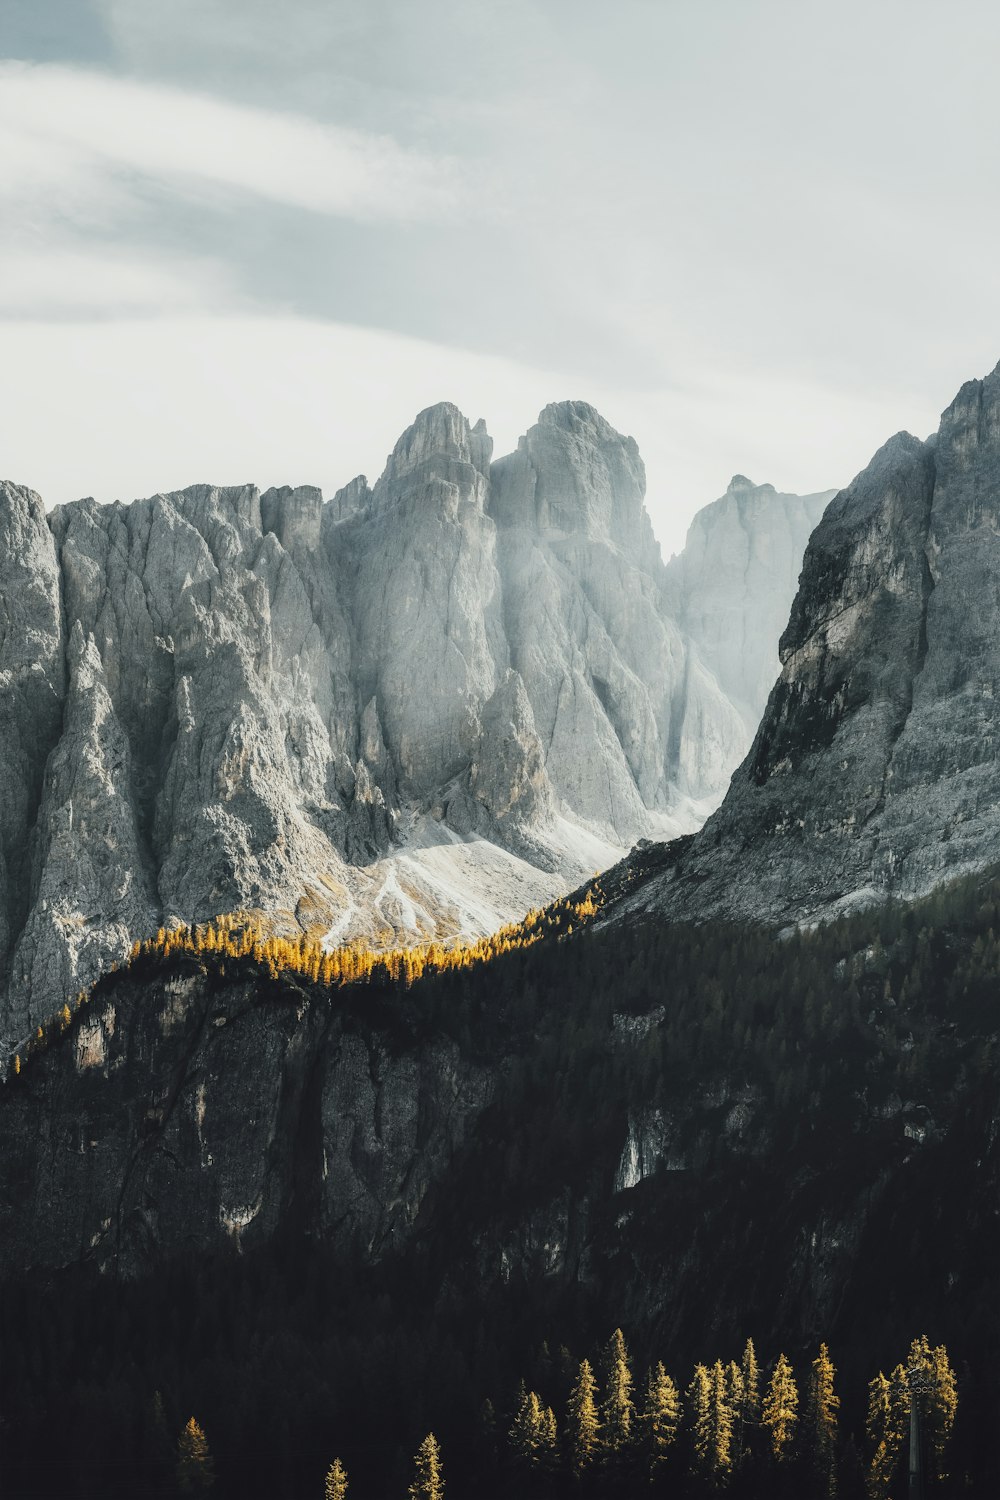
[0,400,827,1038]
[633,360,1000,926]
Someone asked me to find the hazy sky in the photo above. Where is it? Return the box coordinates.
[2,1,1000,554]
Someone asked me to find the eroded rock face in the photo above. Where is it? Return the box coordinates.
[6,626,156,1041]
[641,361,1000,925]
[491,403,747,841]
[0,402,826,1035]
[0,964,492,1276]
[349,404,508,796]
[0,483,65,988]
[665,474,835,735]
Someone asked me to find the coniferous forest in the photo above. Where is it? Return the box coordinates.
[1,855,999,1496]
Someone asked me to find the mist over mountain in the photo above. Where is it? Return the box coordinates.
[0,401,825,1041]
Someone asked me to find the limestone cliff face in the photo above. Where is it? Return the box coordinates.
[350,405,507,797]
[493,404,682,841]
[0,403,825,1035]
[491,403,757,838]
[0,483,65,993]
[639,361,1000,926]
[0,962,492,1276]
[665,474,835,736]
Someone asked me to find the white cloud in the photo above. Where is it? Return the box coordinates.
[0,249,232,315]
[0,61,460,225]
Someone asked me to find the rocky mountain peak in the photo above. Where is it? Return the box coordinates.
[0,401,833,1037]
[260,484,324,554]
[726,473,758,494]
[370,401,493,514]
[490,399,655,573]
[636,360,1000,929]
[329,475,370,527]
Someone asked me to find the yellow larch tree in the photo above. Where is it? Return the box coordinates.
[639,1360,682,1482]
[761,1353,798,1464]
[409,1433,444,1500]
[176,1416,214,1494]
[567,1358,601,1478]
[324,1457,348,1500]
[805,1342,840,1498]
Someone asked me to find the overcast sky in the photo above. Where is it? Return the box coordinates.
[2,1,1000,554]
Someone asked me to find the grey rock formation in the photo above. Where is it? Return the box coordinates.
[491,402,749,840]
[664,474,835,736]
[0,963,492,1275]
[0,402,827,1036]
[0,483,65,991]
[639,360,1000,927]
[7,626,156,1037]
[349,403,507,796]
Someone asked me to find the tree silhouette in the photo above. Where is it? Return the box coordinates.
[176,1417,214,1494]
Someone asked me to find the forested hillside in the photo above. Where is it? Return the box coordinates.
[0,858,998,1495]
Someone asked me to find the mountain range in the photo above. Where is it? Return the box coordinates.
[0,399,828,1042]
[8,364,1000,1494]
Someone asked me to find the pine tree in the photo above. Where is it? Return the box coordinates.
[725,1361,743,1416]
[509,1389,556,1473]
[761,1354,798,1463]
[927,1342,958,1482]
[686,1364,713,1481]
[639,1361,682,1483]
[325,1457,348,1500]
[707,1360,734,1481]
[540,1405,558,1471]
[601,1328,634,1455]
[888,1363,911,1457]
[905,1336,958,1483]
[567,1358,601,1477]
[805,1343,840,1497]
[176,1417,214,1494]
[509,1387,540,1465]
[724,1361,743,1473]
[736,1338,760,1469]
[409,1433,444,1500]
[865,1372,905,1500]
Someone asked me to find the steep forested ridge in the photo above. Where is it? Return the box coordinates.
[0,858,997,1496]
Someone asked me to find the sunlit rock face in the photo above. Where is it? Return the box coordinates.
[638,361,1000,927]
[349,404,508,797]
[0,482,65,997]
[0,402,826,1036]
[487,403,823,836]
[492,402,696,843]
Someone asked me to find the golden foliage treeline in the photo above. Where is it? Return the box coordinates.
[483,1327,956,1499]
[282,1327,958,1499]
[7,883,605,1081]
[130,883,602,989]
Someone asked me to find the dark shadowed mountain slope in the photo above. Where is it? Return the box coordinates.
[632,362,1000,928]
[0,863,995,1495]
